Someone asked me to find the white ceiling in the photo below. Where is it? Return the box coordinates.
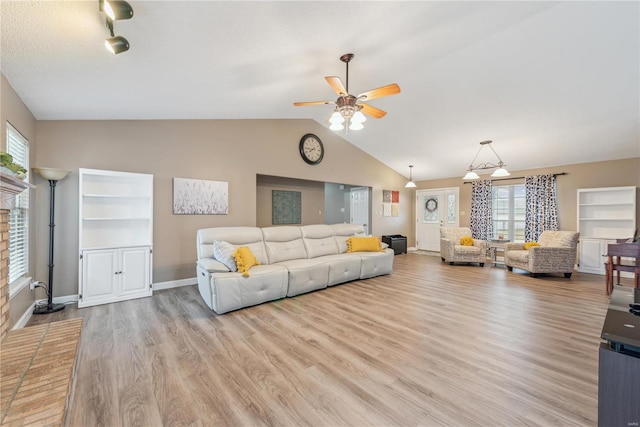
[1,1,639,181]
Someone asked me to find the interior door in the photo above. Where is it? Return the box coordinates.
[350,187,369,234]
[416,188,459,251]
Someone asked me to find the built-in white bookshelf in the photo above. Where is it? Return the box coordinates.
[577,186,636,275]
[78,168,153,307]
[79,169,153,249]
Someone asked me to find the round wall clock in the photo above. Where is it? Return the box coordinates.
[299,134,324,165]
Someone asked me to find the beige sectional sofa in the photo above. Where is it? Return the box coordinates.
[196,224,394,314]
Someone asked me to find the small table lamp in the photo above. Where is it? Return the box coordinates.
[32,167,71,314]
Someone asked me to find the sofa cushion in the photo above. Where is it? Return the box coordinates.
[331,224,366,253]
[233,247,261,277]
[262,226,308,263]
[301,224,339,258]
[197,227,269,264]
[347,236,383,252]
[212,240,237,272]
[460,236,474,246]
[507,249,530,263]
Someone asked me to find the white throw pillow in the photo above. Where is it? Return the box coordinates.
[212,240,237,272]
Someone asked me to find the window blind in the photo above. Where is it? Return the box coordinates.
[6,123,29,285]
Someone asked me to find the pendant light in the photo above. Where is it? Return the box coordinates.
[405,165,417,188]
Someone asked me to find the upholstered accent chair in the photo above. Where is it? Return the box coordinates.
[440,227,486,267]
[504,230,580,278]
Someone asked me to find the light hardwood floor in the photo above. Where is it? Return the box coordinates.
[27,253,624,426]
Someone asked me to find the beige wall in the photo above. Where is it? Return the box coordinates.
[256,175,325,227]
[3,71,639,323]
[413,158,640,242]
[34,119,413,298]
[1,75,38,328]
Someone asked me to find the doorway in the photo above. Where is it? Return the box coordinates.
[415,188,459,251]
[350,187,370,234]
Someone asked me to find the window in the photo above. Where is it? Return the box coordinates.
[6,123,29,287]
[492,184,525,242]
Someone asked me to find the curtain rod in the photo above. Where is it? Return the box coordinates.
[463,172,567,184]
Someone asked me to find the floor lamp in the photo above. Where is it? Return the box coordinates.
[32,167,71,315]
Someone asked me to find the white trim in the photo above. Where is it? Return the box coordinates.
[153,277,196,291]
[9,276,31,300]
[11,302,35,330]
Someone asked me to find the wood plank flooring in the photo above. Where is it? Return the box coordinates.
[26,253,623,426]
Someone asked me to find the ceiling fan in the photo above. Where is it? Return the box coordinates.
[294,53,401,131]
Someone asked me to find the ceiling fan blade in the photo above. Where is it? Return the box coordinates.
[293,101,334,106]
[357,83,401,101]
[325,76,348,96]
[360,103,387,119]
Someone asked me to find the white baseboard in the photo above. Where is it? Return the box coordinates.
[153,277,197,291]
[12,302,36,330]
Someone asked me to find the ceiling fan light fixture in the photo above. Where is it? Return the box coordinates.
[105,36,130,54]
[330,111,345,124]
[329,121,344,131]
[352,111,366,123]
[348,120,364,131]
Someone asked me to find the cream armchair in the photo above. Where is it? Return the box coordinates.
[504,230,579,278]
[440,227,486,267]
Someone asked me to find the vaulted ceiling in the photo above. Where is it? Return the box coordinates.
[1,1,638,181]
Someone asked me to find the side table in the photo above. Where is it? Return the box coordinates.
[488,239,510,267]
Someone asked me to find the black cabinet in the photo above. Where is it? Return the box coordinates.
[382,235,407,255]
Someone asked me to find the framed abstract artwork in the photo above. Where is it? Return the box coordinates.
[272,190,301,224]
[173,178,228,215]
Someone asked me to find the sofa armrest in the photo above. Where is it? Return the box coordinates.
[528,246,576,258]
[504,242,525,252]
[197,258,230,273]
[473,240,487,249]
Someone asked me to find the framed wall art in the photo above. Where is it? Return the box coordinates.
[272,190,301,224]
[173,177,228,215]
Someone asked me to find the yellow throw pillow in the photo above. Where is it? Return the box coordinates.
[233,246,260,277]
[524,241,540,250]
[347,236,383,253]
[460,236,474,246]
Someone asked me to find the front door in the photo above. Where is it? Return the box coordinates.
[416,188,459,251]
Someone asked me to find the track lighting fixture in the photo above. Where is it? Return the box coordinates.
[103,0,134,21]
[99,0,134,54]
[105,36,130,55]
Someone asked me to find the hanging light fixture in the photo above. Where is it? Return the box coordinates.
[463,140,510,180]
[405,165,417,188]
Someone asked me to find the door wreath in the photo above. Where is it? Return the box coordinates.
[425,197,438,213]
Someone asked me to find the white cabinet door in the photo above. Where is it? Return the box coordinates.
[120,247,151,297]
[79,246,151,308]
[80,249,118,307]
[578,238,615,275]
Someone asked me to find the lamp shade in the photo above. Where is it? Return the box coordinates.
[32,167,71,181]
[405,181,416,188]
[491,167,510,177]
[463,170,480,180]
[105,36,130,54]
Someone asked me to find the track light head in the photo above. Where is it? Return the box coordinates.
[105,36,130,54]
[103,0,134,20]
